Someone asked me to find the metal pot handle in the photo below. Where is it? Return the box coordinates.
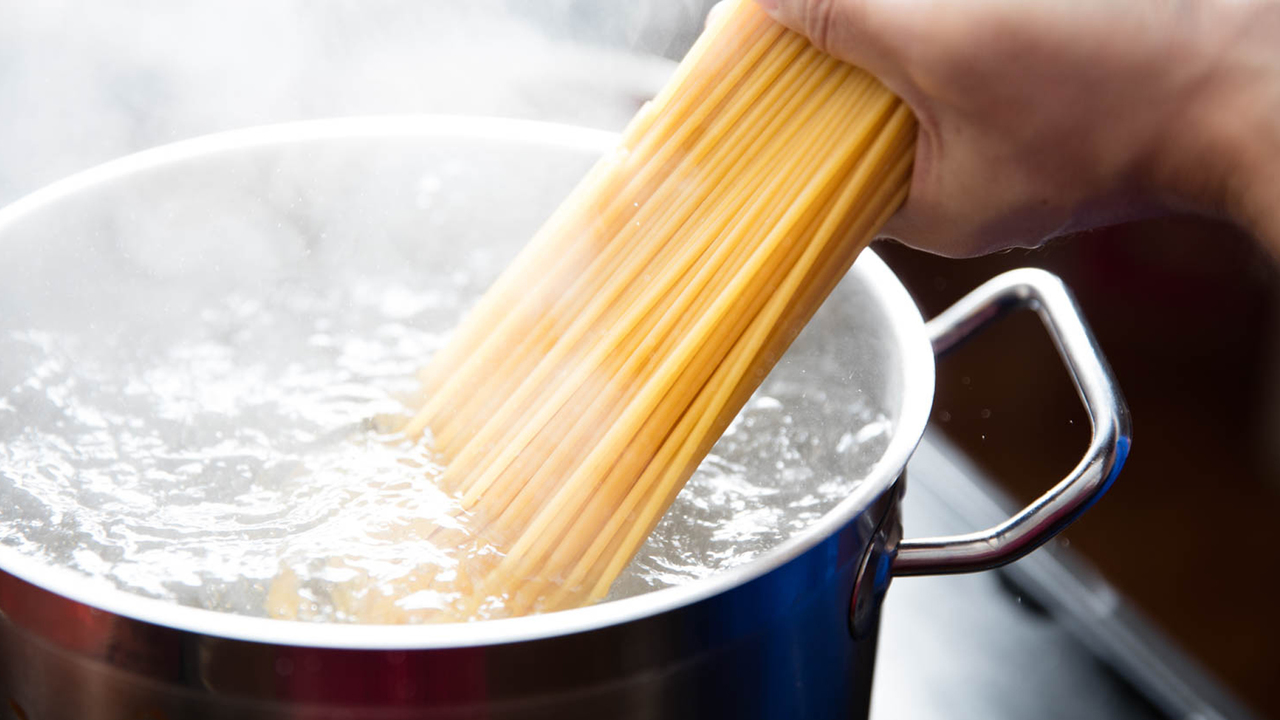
[892,268,1132,576]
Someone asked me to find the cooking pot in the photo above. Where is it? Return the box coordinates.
[0,116,1129,720]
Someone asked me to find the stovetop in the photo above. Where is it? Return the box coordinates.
[877,433,1259,720]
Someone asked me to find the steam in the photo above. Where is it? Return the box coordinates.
[0,0,735,620]
[0,0,714,205]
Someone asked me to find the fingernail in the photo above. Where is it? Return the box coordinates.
[756,0,781,13]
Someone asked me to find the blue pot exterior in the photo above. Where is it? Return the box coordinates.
[0,481,904,720]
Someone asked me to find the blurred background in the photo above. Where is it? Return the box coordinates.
[878,220,1280,718]
[2,1,1277,716]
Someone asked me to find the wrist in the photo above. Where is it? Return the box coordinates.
[1223,3,1280,252]
[1149,0,1280,246]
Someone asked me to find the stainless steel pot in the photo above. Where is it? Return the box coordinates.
[0,116,1129,720]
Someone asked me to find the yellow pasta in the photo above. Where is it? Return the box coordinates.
[268,0,916,623]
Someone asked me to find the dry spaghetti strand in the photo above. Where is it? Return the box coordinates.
[267,0,917,624]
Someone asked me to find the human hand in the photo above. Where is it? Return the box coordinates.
[755,0,1280,257]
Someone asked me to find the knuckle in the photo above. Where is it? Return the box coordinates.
[804,0,840,54]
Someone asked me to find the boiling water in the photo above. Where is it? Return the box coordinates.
[0,256,891,623]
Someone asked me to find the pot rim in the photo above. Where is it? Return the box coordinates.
[0,114,936,649]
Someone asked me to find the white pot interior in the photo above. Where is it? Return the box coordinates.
[0,116,934,647]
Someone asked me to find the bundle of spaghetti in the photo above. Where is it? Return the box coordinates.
[387,0,916,621]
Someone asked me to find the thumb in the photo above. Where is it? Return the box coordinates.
[754,0,892,80]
